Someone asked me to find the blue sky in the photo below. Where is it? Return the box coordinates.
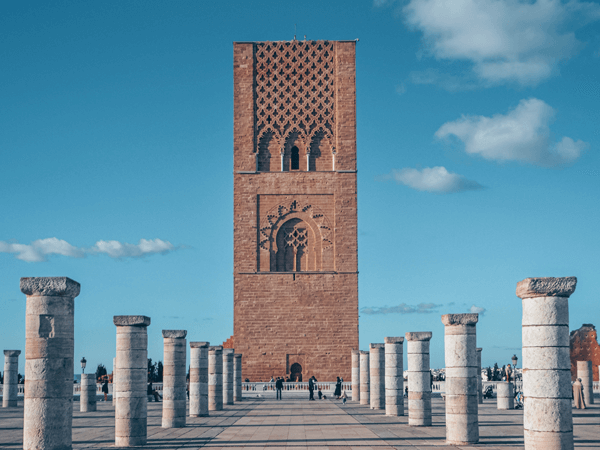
[1,0,599,376]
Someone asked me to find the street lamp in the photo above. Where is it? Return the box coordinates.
[80,357,87,374]
[511,355,518,382]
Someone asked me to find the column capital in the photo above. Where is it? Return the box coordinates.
[476,347,482,352]
[209,345,223,352]
[20,277,80,297]
[113,315,151,327]
[223,348,235,355]
[405,332,432,341]
[359,350,369,355]
[516,276,577,299]
[190,341,209,348]
[369,343,384,349]
[384,337,404,344]
[162,330,187,338]
[441,313,478,326]
[4,350,21,357]
[234,353,242,359]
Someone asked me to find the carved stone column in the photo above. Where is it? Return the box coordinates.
[189,342,209,417]
[577,361,594,405]
[112,357,117,406]
[114,315,151,447]
[21,277,80,450]
[223,348,234,405]
[406,332,432,426]
[517,276,577,450]
[442,313,479,445]
[359,350,370,406]
[369,343,385,410]
[162,330,187,428]
[497,382,514,409]
[208,346,223,411]
[234,353,242,402]
[384,337,403,416]
[476,348,483,404]
[80,373,97,412]
[2,350,20,408]
[351,350,360,402]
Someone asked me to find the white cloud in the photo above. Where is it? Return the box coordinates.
[469,305,487,316]
[91,239,174,258]
[401,0,600,85]
[362,302,442,315]
[0,238,178,262]
[0,238,85,262]
[391,166,484,193]
[435,98,588,167]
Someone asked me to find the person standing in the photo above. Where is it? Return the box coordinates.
[276,377,283,400]
[573,378,586,409]
[334,377,342,398]
[308,376,315,401]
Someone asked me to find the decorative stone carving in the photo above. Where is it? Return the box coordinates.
[255,41,335,158]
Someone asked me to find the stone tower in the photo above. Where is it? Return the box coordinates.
[233,40,358,381]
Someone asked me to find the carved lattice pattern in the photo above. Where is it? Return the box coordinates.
[255,41,335,151]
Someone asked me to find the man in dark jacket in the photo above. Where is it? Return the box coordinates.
[308,376,315,400]
[275,377,284,400]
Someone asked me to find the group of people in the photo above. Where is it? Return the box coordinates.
[271,375,347,404]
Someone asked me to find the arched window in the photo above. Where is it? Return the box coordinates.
[291,146,300,170]
[275,218,309,271]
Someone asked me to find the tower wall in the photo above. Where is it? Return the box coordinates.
[233,40,358,382]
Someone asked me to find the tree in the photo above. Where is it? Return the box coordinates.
[148,358,157,382]
[493,363,499,381]
[157,361,164,382]
[96,364,107,382]
[486,366,492,382]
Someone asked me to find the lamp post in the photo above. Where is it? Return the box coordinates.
[80,356,87,374]
[511,355,518,381]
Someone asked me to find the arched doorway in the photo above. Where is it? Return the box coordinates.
[290,362,302,382]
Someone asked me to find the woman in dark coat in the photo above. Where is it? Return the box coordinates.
[334,377,342,398]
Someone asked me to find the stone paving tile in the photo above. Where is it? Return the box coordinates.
[0,397,598,449]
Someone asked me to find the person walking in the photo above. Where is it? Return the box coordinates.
[308,376,315,401]
[573,378,586,409]
[101,378,109,402]
[276,377,283,400]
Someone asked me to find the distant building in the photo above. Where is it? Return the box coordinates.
[570,323,599,381]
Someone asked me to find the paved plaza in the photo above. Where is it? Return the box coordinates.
[1,397,598,449]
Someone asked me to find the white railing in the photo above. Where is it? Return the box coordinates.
[1,379,595,396]
[242,381,351,392]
